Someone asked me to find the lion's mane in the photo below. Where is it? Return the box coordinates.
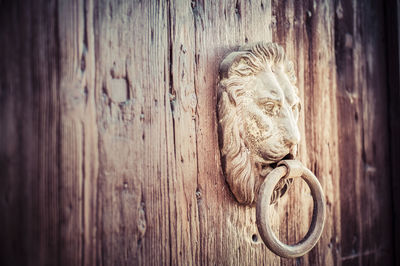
[217,42,296,205]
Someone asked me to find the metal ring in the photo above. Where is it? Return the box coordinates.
[256,161,326,258]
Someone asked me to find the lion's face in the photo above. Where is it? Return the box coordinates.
[218,42,300,204]
[242,63,300,164]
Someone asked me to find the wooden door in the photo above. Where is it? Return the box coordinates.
[1,0,399,265]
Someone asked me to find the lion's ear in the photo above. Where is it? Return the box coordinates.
[219,51,253,79]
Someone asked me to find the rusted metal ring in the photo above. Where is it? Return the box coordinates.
[256,160,326,258]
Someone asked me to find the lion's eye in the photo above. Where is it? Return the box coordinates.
[292,103,301,113]
[291,103,301,121]
[265,102,275,112]
[257,98,280,115]
[262,101,280,116]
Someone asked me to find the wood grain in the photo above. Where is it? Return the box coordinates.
[271,1,341,265]
[385,0,400,265]
[0,1,61,265]
[335,1,393,265]
[0,0,395,265]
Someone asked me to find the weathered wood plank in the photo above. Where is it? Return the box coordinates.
[0,1,61,265]
[334,1,362,264]
[57,0,99,265]
[335,0,393,265]
[0,0,99,265]
[92,1,172,265]
[271,1,341,265]
[0,1,62,265]
[299,1,341,265]
[168,0,200,264]
[358,1,393,264]
[385,0,400,265]
[191,1,278,265]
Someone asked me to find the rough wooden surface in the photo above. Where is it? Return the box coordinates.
[385,0,400,265]
[271,1,341,265]
[335,1,393,265]
[0,0,395,265]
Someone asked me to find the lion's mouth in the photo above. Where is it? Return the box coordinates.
[283,153,294,160]
[266,153,294,170]
[264,151,296,167]
[262,152,292,164]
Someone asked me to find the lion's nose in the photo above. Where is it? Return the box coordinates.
[281,106,300,147]
[287,130,300,146]
[284,123,300,146]
[282,138,299,160]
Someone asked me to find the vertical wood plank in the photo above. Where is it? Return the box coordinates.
[57,0,99,265]
[168,0,200,264]
[358,2,393,264]
[334,1,362,264]
[0,1,62,265]
[191,1,278,264]
[0,0,99,265]
[92,1,173,265]
[385,0,400,265]
[271,1,341,265]
[335,0,393,265]
[300,1,342,265]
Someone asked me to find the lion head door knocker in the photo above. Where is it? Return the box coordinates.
[217,42,326,258]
